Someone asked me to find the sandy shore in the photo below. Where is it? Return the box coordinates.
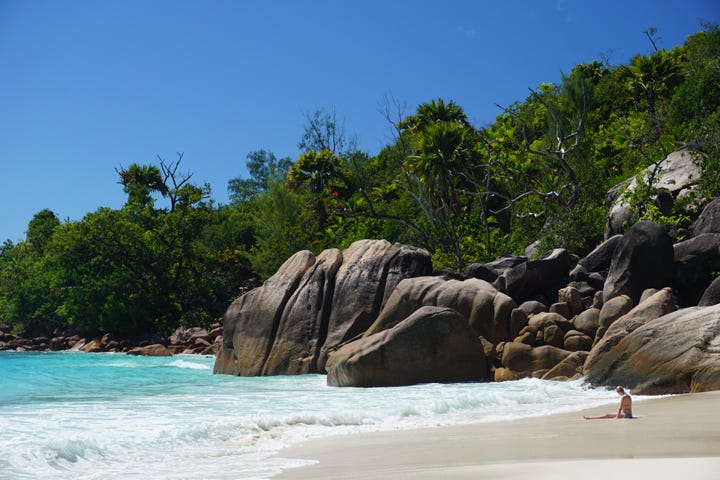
[276,390,720,479]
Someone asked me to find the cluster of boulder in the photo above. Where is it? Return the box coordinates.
[215,150,720,395]
[217,219,720,394]
[0,325,223,357]
[0,324,81,352]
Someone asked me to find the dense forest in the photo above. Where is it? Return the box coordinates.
[2,25,718,339]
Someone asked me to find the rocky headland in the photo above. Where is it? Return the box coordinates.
[4,149,719,394]
[215,149,720,395]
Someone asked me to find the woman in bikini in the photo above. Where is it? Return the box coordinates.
[584,386,633,419]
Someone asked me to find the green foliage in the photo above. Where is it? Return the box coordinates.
[534,201,606,256]
[26,209,60,255]
[695,111,720,198]
[117,163,167,207]
[2,25,719,339]
[228,150,293,203]
[248,179,317,279]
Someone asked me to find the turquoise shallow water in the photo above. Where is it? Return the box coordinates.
[0,351,620,479]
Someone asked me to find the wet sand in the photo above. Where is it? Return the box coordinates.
[276,390,720,479]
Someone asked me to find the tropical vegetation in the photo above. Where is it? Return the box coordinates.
[1,25,718,338]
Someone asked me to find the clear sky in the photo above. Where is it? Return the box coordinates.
[1,0,717,243]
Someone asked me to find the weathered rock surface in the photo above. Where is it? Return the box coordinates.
[692,198,720,235]
[605,148,703,238]
[215,250,316,376]
[699,277,720,307]
[317,241,432,370]
[584,303,720,394]
[573,308,600,338]
[543,351,589,381]
[569,234,622,281]
[214,240,432,376]
[563,330,593,352]
[672,233,720,307]
[80,339,105,353]
[557,286,583,316]
[364,276,515,344]
[584,288,677,375]
[262,248,343,375]
[326,306,487,387]
[496,249,572,304]
[126,344,173,357]
[518,300,547,316]
[602,221,674,303]
[594,295,633,345]
[495,343,574,381]
[464,256,527,283]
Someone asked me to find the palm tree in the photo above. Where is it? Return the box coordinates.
[400,101,479,269]
[117,164,168,207]
[399,98,470,133]
[617,51,683,115]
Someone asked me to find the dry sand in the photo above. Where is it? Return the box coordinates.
[275,390,720,479]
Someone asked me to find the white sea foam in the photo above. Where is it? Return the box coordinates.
[167,359,212,370]
[0,352,627,480]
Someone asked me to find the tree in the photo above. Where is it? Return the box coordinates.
[228,150,293,203]
[357,98,483,268]
[249,179,316,279]
[298,107,351,154]
[117,164,167,207]
[617,51,683,117]
[288,149,349,235]
[398,98,471,131]
[26,209,60,255]
[158,153,210,212]
[493,76,589,214]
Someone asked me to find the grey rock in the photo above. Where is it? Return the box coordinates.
[584,303,720,394]
[692,198,720,235]
[326,306,487,387]
[673,233,720,307]
[602,221,674,303]
[498,249,572,304]
[699,277,720,307]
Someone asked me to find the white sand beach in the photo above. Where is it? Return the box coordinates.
[276,390,720,479]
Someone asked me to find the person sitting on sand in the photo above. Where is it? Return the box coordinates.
[584,386,633,419]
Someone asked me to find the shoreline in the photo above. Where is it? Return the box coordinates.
[275,390,720,479]
[0,324,221,356]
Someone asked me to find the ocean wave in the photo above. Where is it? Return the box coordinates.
[47,438,106,464]
[1,352,625,480]
[166,359,211,370]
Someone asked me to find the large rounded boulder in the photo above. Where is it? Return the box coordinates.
[692,198,720,235]
[214,240,432,376]
[569,234,622,281]
[326,306,487,387]
[699,277,720,307]
[605,148,703,238]
[318,240,432,370]
[494,342,574,381]
[214,250,316,376]
[495,248,572,304]
[602,221,674,303]
[583,303,720,394]
[672,233,720,307]
[585,288,677,374]
[261,248,343,375]
[364,276,515,344]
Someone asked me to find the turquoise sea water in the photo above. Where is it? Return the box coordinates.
[0,351,622,480]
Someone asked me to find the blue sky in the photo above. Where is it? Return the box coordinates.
[1,0,717,243]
